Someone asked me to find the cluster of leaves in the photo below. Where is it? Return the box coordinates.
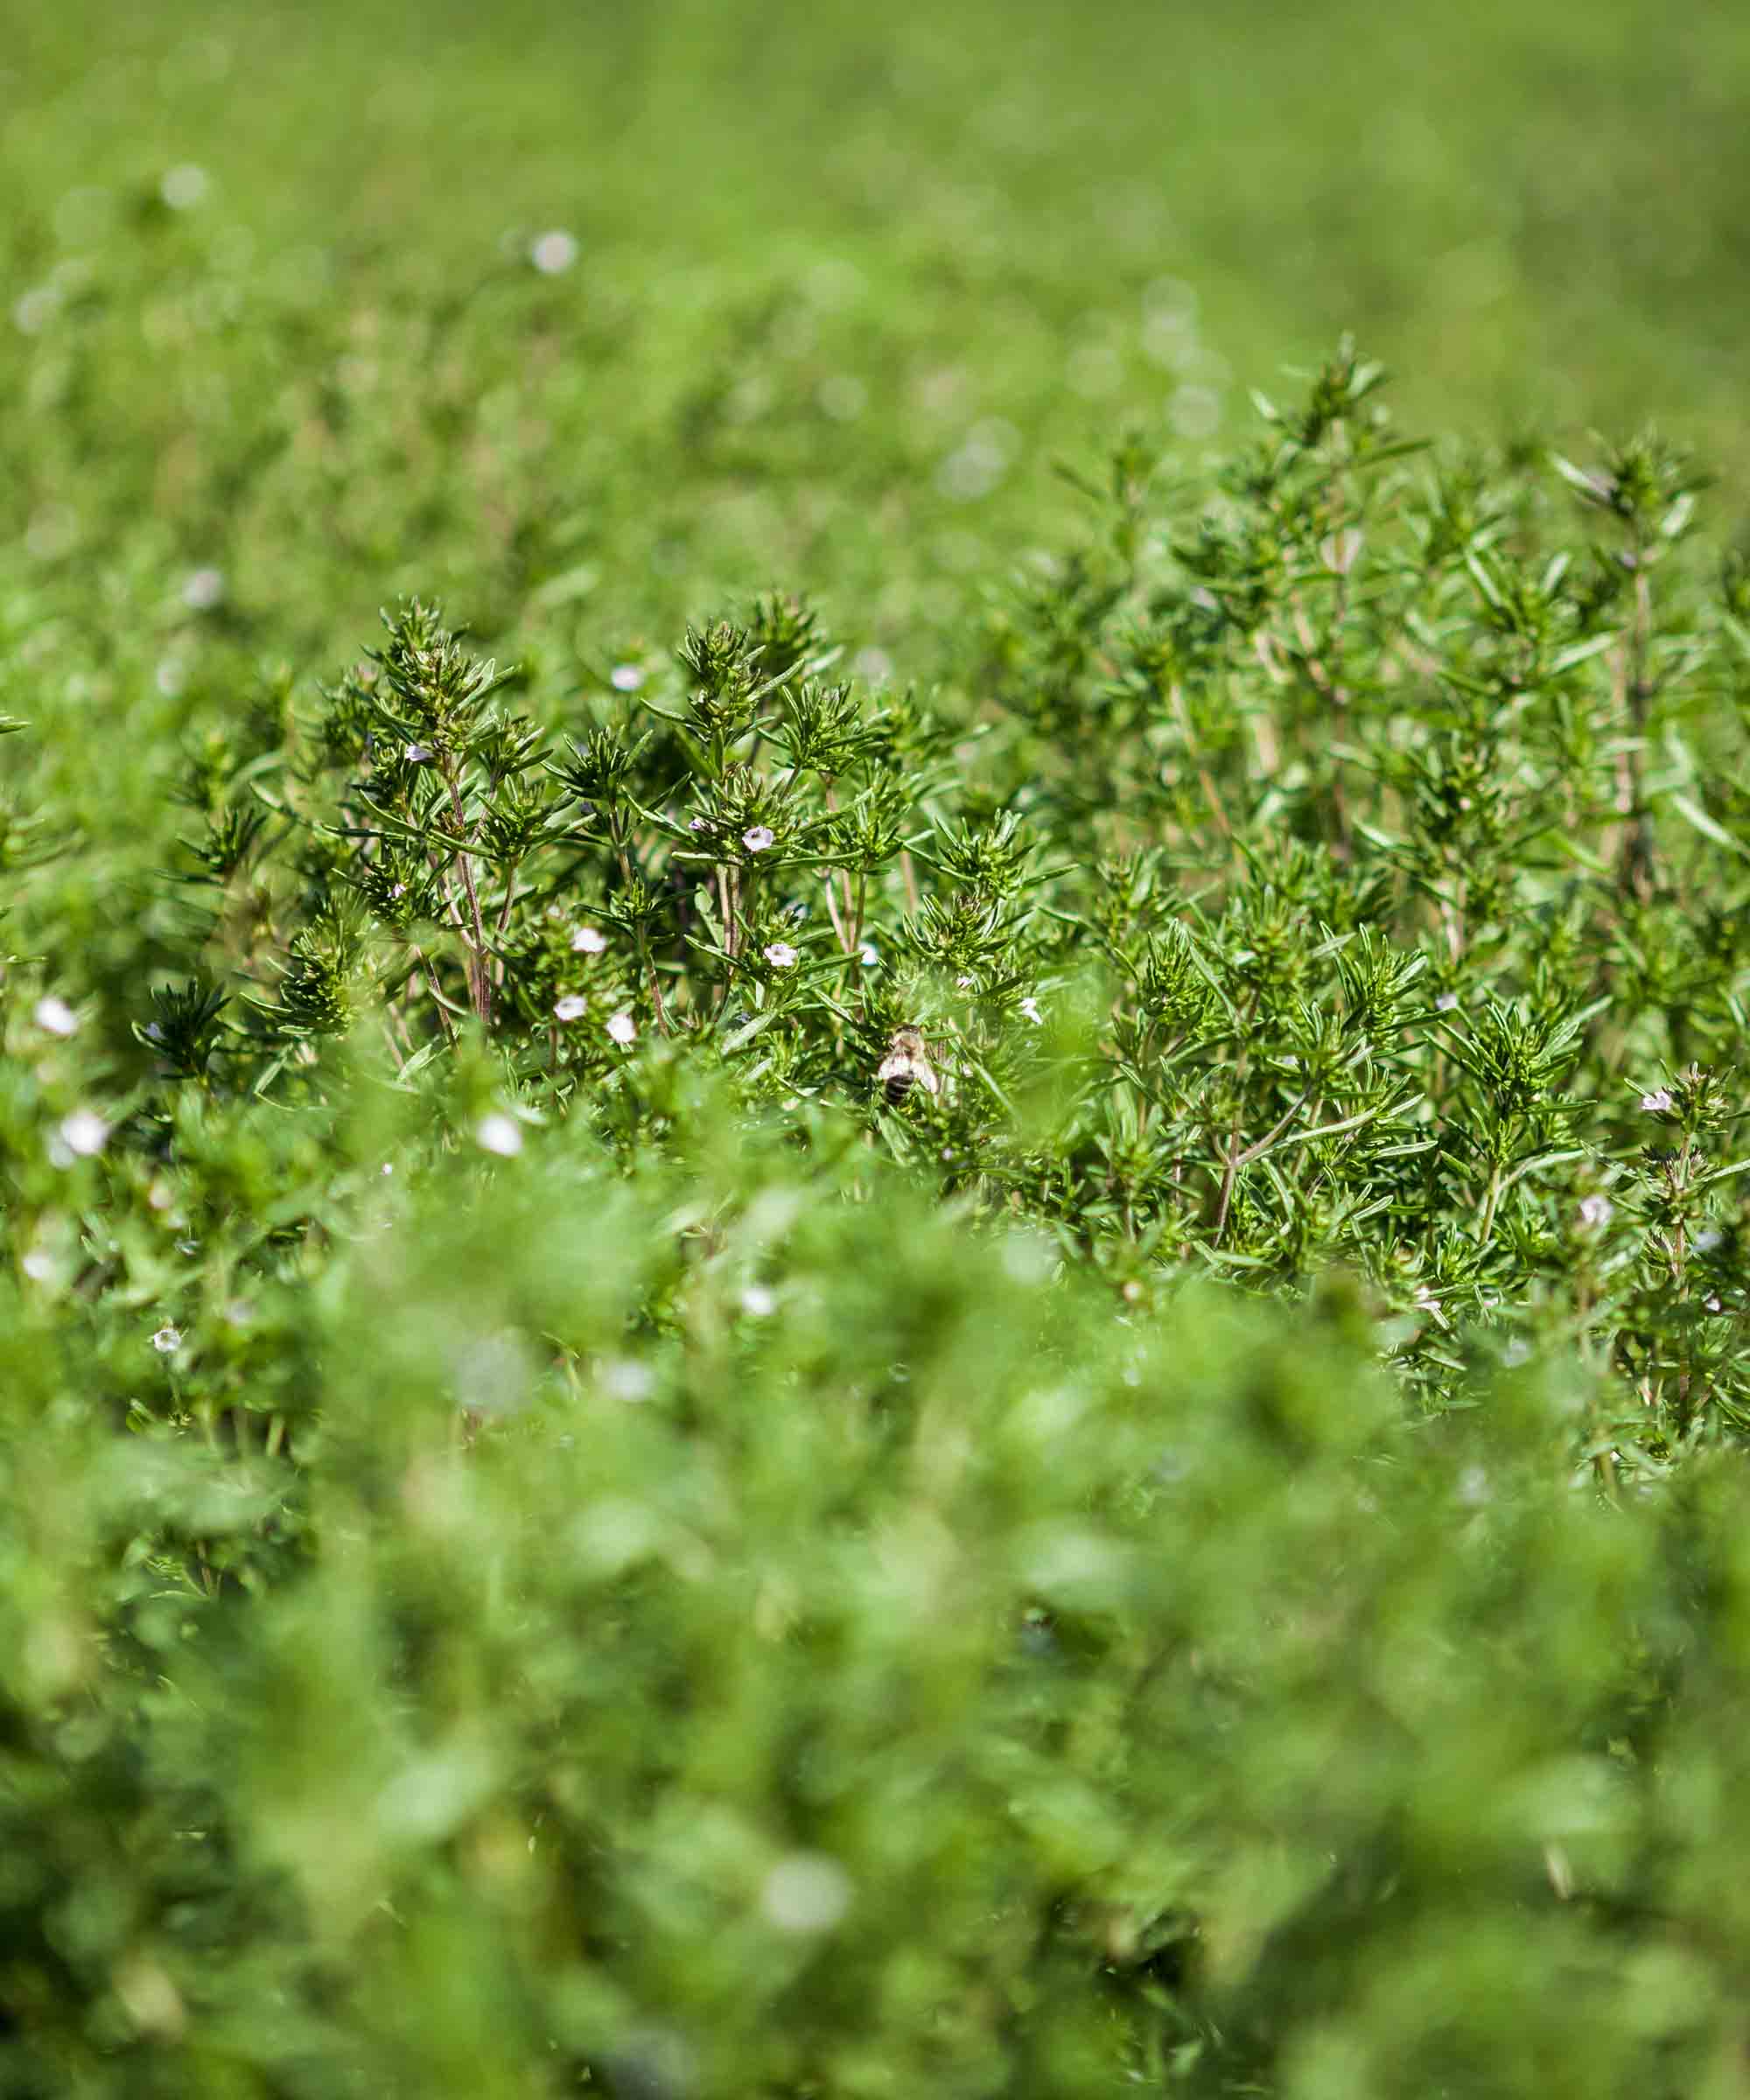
[153,346,1750,1464]
[8,347,1750,2095]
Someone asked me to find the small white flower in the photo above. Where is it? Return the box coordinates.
[858,944,879,968]
[388,881,406,900]
[762,942,798,970]
[529,228,578,275]
[603,1358,653,1404]
[151,1325,182,1354]
[760,1853,852,1935]
[1704,1293,1724,1314]
[58,1109,109,1158]
[1578,1194,1613,1229]
[1695,1227,1724,1253]
[403,743,433,765]
[181,567,225,612]
[554,993,587,1022]
[474,1113,523,1157]
[1640,1088,1674,1114]
[21,1251,54,1284]
[1018,996,1043,1026]
[739,1283,777,1318]
[741,825,775,853]
[609,662,645,691]
[33,996,80,1038]
[159,164,209,210]
[570,926,607,954]
[1436,991,1460,1013]
[606,1011,637,1046]
[956,973,975,990]
[144,1022,164,1042]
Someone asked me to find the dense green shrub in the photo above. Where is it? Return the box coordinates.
[7,346,1750,2095]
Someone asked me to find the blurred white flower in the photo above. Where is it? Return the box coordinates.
[12,286,57,336]
[609,662,645,691]
[956,973,975,990]
[1578,1194,1613,1229]
[762,942,798,970]
[603,1358,653,1404]
[159,164,210,211]
[817,374,867,422]
[34,996,80,1038]
[474,1113,523,1157]
[1168,383,1222,440]
[1436,991,1460,1012]
[554,993,587,1022]
[739,1283,777,1318]
[760,1852,852,1934]
[151,1325,182,1354]
[606,1011,636,1046]
[181,567,225,612]
[58,1109,109,1158]
[742,825,775,853]
[1018,996,1043,1026]
[529,228,578,275]
[570,926,607,954]
[858,943,879,967]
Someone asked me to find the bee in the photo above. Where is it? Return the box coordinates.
[877,1026,939,1105]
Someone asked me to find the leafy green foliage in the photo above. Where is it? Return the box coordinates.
[6,335,1750,2094]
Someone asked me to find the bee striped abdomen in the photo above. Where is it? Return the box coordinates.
[877,1026,938,1104]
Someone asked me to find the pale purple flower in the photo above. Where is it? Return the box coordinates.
[474,1113,523,1157]
[763,942,798,970]
[689,816,710,833]
[529,228,578,275]
[570,926,607,954]
[181,567,225,612]
[742,825,775,853]
[1640,1089,1674,1115]
[606,1011,636,1046]
[1578,1195,1613,1229]
[609,662,646,691]
[1436,991,1460,1013]
[404,743,433,765]
[956,974,976,990]
[554,993,587,1022]
[33,996,79,1038]
[151,1325,182,1354]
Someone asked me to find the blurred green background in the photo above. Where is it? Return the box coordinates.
[4,0,1747,670]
